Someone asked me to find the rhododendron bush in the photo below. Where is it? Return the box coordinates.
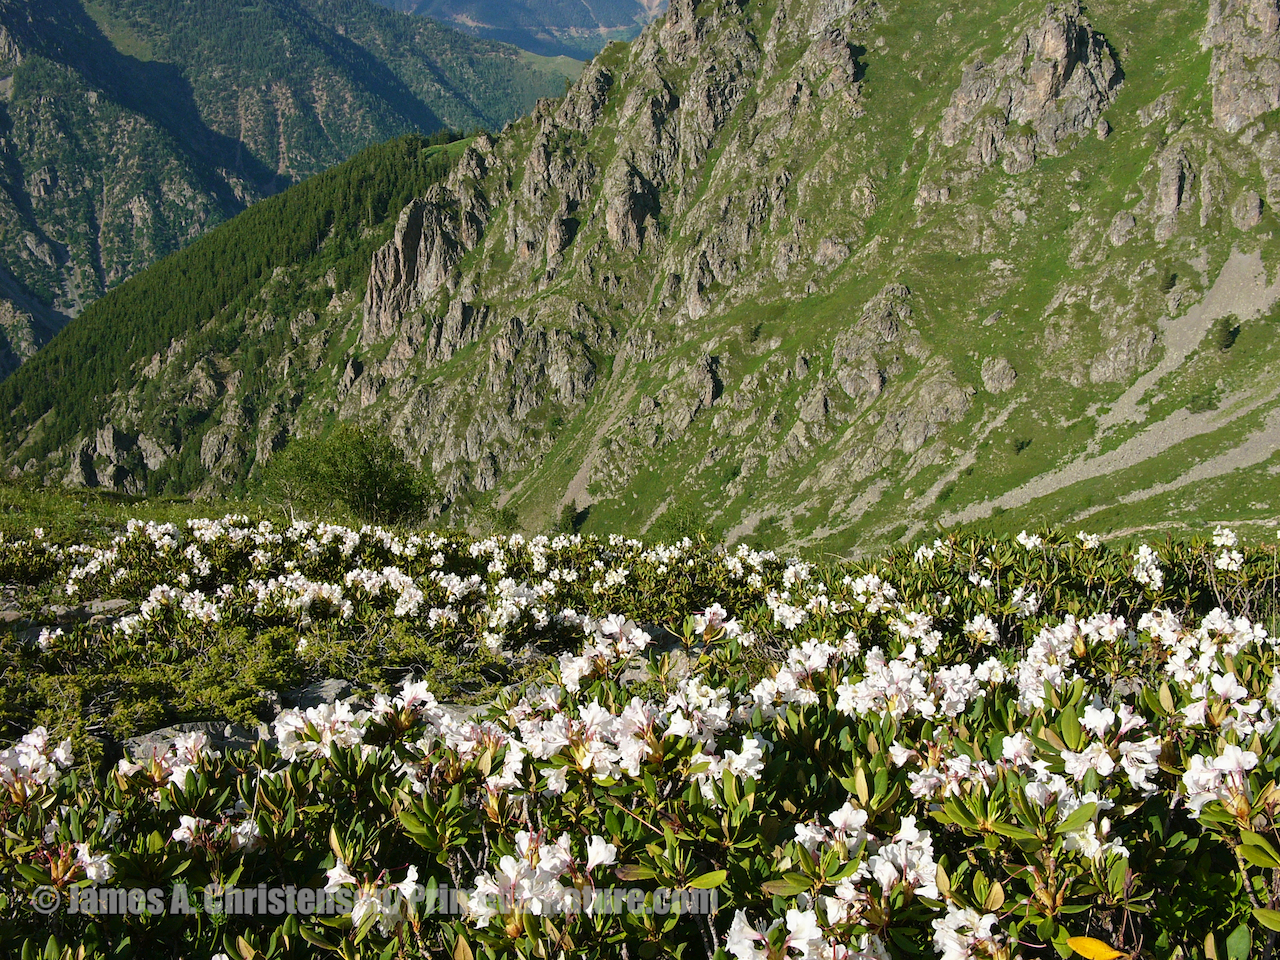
[1,517,1279,959]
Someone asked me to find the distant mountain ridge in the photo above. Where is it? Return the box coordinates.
[0,0,572,377]
[372,0,665,59]
[4,0,1280,555]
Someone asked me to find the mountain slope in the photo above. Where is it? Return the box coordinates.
[5,0,1280,554]
[373,0,664,59]
[0,0,572,377]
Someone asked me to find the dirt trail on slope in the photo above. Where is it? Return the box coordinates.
[1098,249,1280,430]
[940,249,1280,525]
[1076,405,1280,517]
[943,385,1280,524]
[560,384,636,510]
[495,384,635,513]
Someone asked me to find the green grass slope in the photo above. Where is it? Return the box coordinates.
[2,0,1278,554]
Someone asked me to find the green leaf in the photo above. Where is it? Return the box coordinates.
[397,809,428,836]
[990,821,1040,842]
[1256,908,1280,932]
[13,864,50,884]
[1056,802,1098,836]
[687,870,726,889]
[761,877,808,897]
[1226,923,1251,960]
[1239,844,1280,870]
[615,864,658,882]
[1242,830,1280,863]
[299,926,339,950]
[1060,705,1083,752]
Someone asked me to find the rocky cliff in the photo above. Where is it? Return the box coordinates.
[10,0,1280,554]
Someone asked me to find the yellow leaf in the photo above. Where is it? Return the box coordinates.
[1067,937,1125,960]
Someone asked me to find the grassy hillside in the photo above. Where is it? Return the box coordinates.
[2,0,1278,555]
[0,0,571,376]
[0,132,467,491]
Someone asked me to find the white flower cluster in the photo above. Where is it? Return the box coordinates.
[274,701,371,762]
[932,905,1004,960]
[556,615,651,692]
[0,727,73,794]
[324,860,422,934]
[833,645,1004,722]
[466,830,617,926]
[1132,544,1165,591]
[118,729,222,789]
[728,816,938,959]
[171,807,262,853]
[1182,743,1259,818]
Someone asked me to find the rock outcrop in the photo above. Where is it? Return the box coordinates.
[1204,0,1280,133]
[938,1,1121,173]
[981,357,1018,394]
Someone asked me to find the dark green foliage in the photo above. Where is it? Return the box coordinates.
[1213,315,1240,351]
[555,501,589,534]
[1188,390,1221,413]
[649,500,718,544]
[0,133,460,469]
[262,422,437,525]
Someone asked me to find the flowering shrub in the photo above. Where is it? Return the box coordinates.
[0,520,1279,958]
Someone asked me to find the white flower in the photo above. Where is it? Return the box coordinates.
[544,766,569,794]
[933,905,1004,960]
[1001,732,1034,766]
[75,844,115,883]
[1016,530,1044,550]
[325,859,358,891]
[1081,704,1116,738]
[1215,549,1244,572]
[964,614,1000,646]
[723,736,767,780]
[585,836,618,872]
[1062,742,1116,781]
[1133,544,1165,590]
[170,815,208,848]
[725,910,771,959]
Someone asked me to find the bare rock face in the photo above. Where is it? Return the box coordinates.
[1156,149,1192,219]
[603,160,659,252]
[1109,210,1137,246]
[363,192,469,344]
[0,23,22,63]
[59,421,150,495]
[981,357,1018,393]
[1153,148,1195,240]
[556,64,613,134]
[1089,329,1156,383]
[1233,188,1265,228]
[1204,0,1280,134]
[939,1,1121,173]
[876,377,974,456]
